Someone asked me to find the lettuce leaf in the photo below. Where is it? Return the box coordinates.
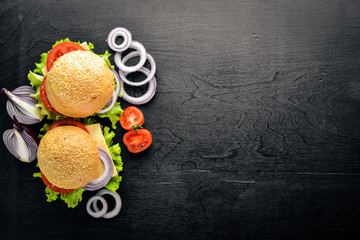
[45,187,59,202]
[103,126,123,192]
[38,122,51,140]
[97,101,123,129]
[60,188,86,208]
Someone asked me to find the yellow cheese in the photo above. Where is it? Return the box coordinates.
[86,123,118,177]
[41,67,48,76]
[80,42,90,51]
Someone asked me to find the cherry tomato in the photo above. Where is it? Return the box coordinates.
[48,119,89,134]
[40,171,75,194]
[119,106,145,130]
[39,77,61,114]
[46,42,86,71]
[123,129,152,153]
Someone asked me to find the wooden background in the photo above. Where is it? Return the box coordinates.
[1,0,360,239]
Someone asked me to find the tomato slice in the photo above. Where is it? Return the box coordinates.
[46,42,86,71]
[40,171,75,194]
[123,129,152,153]
[119,106,145,130]
[48,118,89,134]
[39,77,61,114]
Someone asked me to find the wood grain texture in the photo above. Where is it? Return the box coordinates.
[1,0,360,239]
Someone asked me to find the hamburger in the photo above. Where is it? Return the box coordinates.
[40,42,114,118]
[37,120,117,193]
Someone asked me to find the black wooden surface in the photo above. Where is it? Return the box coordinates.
[1,0,360,239]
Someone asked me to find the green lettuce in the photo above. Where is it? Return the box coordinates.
[59,188,86,208]
[103,126,123,192]
[97,101,123,129]
[33,120,123,208]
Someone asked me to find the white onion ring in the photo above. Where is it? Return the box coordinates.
[121,67,157,105]
[119,51,156,86]
[107,27,132,52]
[96,69,121,114]
[114,41,147,73]
[93,189,122,219]
[86,196,108,218]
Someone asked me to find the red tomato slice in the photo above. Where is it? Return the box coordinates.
[119,106,145,130]
[123,129,152,153]
[48,118,89,134]
[40,171,75,194]
[46,42,86,71]
[39,77,61,114]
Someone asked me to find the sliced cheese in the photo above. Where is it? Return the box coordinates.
[86,123,118,177]
[80,41,90,51]
[42,67,48,76]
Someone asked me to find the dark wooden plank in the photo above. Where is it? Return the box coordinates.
[0,0,360,239]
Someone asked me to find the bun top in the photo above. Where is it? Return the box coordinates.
[45,51,114,118]
[37,125,100,189]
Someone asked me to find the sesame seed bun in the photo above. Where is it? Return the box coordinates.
[37,125,100,189]
[45,51,114,118]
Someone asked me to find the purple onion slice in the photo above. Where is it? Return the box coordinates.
[82,148,113,191]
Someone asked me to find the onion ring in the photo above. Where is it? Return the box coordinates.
[114,41,147,73]
[120,67,157,105]
[107,27,132,52]
[119,51,156,86]
[82,148,113,191]
[86,196,108,218]
[96,69,121,114]
[93,189,122,219]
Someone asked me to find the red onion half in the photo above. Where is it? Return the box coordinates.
[3,117,39,163]
[1,86,44,124]
[82,148,113,191]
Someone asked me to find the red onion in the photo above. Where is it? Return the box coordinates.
[120,67,157,105]
[87,189,122,219]
[107,27,132,52]
[114,41,147,73]
[96,69,121,114]
[86,196,108,218]
[82,148,113,191]
[2,117,39,163]
[119,51,156,86]
[1,86,44,124]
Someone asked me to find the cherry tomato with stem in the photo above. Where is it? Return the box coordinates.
[123,129,152,153]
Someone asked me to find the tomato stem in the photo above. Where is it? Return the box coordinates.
[132,124,143,133]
